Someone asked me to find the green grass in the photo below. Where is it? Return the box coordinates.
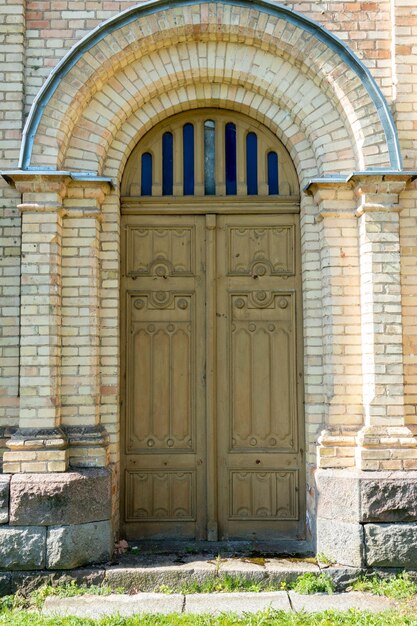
[2,571,416,626]
[290,573,334,595]
[155,572,336,595]
[0,609,415,626]
[351,572,417,600]
[31,581,124,609]
[316,553,334,567]
[156,574,284,595]
[23,572,336,600]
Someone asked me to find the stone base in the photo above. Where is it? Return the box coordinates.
[0,469,113,570]
[3,428,69,473]
[64,425,110,469]
[316,469,417,567]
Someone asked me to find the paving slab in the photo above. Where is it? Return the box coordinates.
[42,593,184,617]
[185,591,291,614]
[42,591,397,617]
[289,591,396,613]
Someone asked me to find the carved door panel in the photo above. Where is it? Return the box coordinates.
[216,214,304,540]
[121,216,206,539]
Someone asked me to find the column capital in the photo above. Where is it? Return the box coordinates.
[1,170,112,209]
[352,175,410,215]
[304,178,352,206]
[2,171,71,196]
[305,171,417,214]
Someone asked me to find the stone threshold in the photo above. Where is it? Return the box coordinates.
[1,546,414,597]
[42,591,396,618]
[0,553,368,596]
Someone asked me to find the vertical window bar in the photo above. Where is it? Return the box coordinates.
[246,132,258,195]
[162,131,173,195]
[183,123,195,195]
[267,151,279,195]
[225,122,237,195]
[204,120,216,195]
[141,152,152,196]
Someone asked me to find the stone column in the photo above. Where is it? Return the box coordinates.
[307,182,363,469]
[3,174,69,473]
[354,175,417,470]
[0,173,114,571]
[61,182,111,467]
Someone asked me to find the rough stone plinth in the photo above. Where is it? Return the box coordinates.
[316,469,417,567]
[364,523,417,567]
[316,470,359,522]
[316,469,417,523]
[361,478,417,522]
[10,469,111,526]
[46,520,112,569]
[316,517,364,567]
[0,476,10,524]
[0,527,46,570]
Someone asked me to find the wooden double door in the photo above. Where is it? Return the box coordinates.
[121,211,304,541]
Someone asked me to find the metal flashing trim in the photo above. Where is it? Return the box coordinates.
[1,169,114,188]
[19,0,402,171]
[347,170,417,179]
[304,170,417,193]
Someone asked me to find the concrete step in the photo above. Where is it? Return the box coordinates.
[1,553,365,596]
[104,552,362,592]
[42,591,396,618]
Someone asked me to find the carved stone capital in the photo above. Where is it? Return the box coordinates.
[2,172,71,197]
[63,425,109,448]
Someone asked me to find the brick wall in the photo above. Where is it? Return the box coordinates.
[1,0,417,467]
[0,0,25,428]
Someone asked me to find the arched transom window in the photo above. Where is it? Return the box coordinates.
[122,110,298,198]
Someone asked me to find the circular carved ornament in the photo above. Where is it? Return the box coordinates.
[177,298,188,309]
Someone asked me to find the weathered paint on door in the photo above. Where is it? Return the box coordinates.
[121,212,304,541]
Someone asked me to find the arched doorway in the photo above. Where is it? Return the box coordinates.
[120,109,304,541]
[3,0,407,566]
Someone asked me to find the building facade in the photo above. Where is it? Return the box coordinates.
[1,0,417,569]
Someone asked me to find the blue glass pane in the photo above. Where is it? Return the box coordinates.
[204,120,216,195]
[162,132,173,195]
[267,151,279,195]
[183,123,194,195]
[225,122,237,195]
[141,152,152,196]
[246,132,258,195]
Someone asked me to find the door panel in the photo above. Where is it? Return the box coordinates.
[121,216,206,539]
[121,212,304,542]
[216,214,304,540]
